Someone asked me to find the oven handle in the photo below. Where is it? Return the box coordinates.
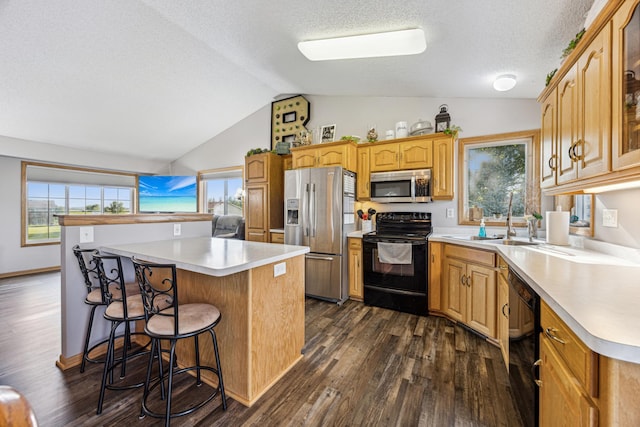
[363,238,427,245]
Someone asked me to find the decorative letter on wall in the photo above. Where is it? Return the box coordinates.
[271,95,310,150]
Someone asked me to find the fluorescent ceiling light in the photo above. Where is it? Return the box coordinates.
[493,74,517,91]
[298,29,426,61]
[583,180,640,193]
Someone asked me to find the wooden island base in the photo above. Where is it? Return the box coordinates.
[170,254,305,406]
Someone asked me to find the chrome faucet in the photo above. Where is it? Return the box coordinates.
[506,192,516,239]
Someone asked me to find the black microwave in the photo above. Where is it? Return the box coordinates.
[369,169,432,203]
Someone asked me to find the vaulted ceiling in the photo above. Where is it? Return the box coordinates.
[0,0,594,163]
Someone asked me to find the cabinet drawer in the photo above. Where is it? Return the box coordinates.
[348,238,362,250]
[541,301,598,397]
[444,244,495,267]
[270,232,284,244]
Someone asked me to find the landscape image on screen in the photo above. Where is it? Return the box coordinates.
[138,175,197,213]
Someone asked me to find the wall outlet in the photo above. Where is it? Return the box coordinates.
[602,209,618,228]
[446,208,455,218]
[274,262,286,277]
[79,226,94,243]
[173,223,181,236]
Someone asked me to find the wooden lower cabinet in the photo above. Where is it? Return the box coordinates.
[348,238,363,301]
[270,232,284,244]
[442,244,497,339]
[539,336,598,426]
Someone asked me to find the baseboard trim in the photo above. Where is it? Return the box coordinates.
[0,266,60,279]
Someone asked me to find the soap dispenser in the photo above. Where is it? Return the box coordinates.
[478,218,486,238]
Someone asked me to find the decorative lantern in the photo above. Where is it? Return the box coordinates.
[434,104,451,133]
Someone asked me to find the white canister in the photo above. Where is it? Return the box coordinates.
[362,220,372,233]
[395,121,408,138]
[385,130,395,140]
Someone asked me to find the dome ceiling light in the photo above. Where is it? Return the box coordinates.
[493,74,517,91]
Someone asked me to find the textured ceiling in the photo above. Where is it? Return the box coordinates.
[0,0,594,163]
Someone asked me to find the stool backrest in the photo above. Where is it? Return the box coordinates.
[93,254,130,315]
[72,245,103,301]
[132,258,179,333]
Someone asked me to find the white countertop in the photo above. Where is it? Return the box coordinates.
[102,237,310,277]
[430,234,640,364]
[347,230,366,238]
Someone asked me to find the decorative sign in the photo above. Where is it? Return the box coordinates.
[271,95,310,149]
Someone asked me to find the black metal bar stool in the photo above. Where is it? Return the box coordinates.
[94,254,150,415]
[73,246,141,373]
[132,258,227,427]
[73,245,108,373]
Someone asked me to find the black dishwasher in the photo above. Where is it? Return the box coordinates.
[508,267,540,427]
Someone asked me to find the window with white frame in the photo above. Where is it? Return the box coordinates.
[198,167,244,216]
[22,162,136,245]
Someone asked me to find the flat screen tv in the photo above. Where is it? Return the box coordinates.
[138,175,197,213]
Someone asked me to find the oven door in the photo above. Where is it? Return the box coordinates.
[362,237,428,315]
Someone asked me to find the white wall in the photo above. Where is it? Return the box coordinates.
[0,134,171,275]
[172,94,542,233]
[594,188,640,248]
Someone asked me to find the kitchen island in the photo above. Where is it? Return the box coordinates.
[102,237,309,407]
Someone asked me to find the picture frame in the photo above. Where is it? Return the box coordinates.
[321,124,336,143]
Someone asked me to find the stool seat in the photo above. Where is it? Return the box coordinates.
[146,303,221,337]
[104,294,146,319]
[86,282,139,304]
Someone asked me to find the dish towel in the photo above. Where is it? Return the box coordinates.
[377,242,412,264]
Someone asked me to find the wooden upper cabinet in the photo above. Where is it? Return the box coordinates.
[432,136,454,200]
[613,0,640,170]
[540,22,611,190]
[357,146,370,200]
[370,144,399,172]
[399,139,433,169]
[540,90,558,189]
[576,24,610,180]
[291,141,357,171]
[246,152,270,183]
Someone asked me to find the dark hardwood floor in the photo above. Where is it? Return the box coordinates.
[0,272,523,426]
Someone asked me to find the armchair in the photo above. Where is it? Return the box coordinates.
[212,215,245,239]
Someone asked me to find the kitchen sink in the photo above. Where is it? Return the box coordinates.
[469,235,505,241]
[499,239,540,246]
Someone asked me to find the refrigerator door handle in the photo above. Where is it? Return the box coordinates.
[304,183,310,237]
[311,183,316,237]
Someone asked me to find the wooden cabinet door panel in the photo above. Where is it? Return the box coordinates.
[245,184,268,242]
[246,154,269,182]
[466,264,496,338]
[432,137,454,199]
[292,151,317,169]
[540,91,557,189]
[443,258,465,322]
[317,145,347,167]
[348,238,363,300]
[539,337,598,427]
[577,24,611,180]
[399,140,432,169]
[497,271,509,369]
[557,67,579,185]
[357,147,370,200]
[370,144,399,172]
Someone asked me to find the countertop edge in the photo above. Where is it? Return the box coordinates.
[102,239,310,277]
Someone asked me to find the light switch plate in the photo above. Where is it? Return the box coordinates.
[446,208,455,218]
[602,209,618,228]
[79,226,94,243]
[274,262,286,277]
[173,223,181,236]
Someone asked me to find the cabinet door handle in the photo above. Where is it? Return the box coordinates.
[501,303,509,318]
[568,143,576,161]
[574,139,583,160]
[460,274,466,286]
[544,327,566,344]
[532,359,543,387]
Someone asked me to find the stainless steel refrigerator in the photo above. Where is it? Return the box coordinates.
[284,166,356,303]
